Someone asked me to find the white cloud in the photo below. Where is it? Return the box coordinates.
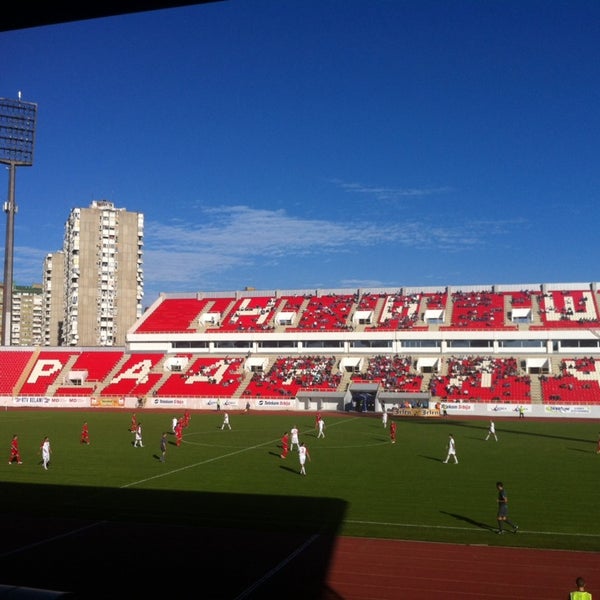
[2,204,528,305]
[142,205,527,296]
[330,178,452,200]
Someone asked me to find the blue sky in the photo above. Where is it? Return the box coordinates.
[1,0,599,309]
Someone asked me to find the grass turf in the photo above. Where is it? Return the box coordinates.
[1,409,599,552]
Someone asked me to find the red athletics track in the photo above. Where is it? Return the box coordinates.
[1,521,598,599]
[323,537,600,600]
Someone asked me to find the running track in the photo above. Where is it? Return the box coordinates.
[1,516,598,599]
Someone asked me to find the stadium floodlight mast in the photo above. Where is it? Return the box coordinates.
[0,93,37,346]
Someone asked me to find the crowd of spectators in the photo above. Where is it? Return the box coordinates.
[212,297,278,332]
[443,291,509,329]
[537,290,600,327]
[373,293,421,330]
[291,294,356,331]
[425,292,447,309]
[541,357,600,403]
[429,356,530,402]
[510,290,536,306]
[351,354,422,392]
[133,288,600,335]
[157,357,244,397]
[244,355,342,397]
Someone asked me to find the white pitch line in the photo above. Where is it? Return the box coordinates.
[121,416,360,488]
[232,533,321,599]
[0,520,106,558]
[120,439,277,488]
[346,519,600,538]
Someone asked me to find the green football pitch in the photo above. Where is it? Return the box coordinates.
[1,409,599,552]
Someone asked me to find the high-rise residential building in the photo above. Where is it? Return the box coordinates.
[0,283,43,346]
[42,251,65,346]
[46,200,144,346]
[12,284,44,346]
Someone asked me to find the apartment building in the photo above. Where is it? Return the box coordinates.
[0,283,43,346]
[42,251,65,346]
[44,200,144,346]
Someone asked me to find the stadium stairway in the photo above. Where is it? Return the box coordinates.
[93,353,130,396]
[444,295,453,326]
[529,374,542,403]
[264,298,283,330]
[233,356,283,398]
[531,294,543,326]
[47,354,79,395]
[273,297,310,332]
[13,349,41,395]
[218,299,235,325]
[193,302,211,331]
[233,367,257,398]
[420,371,433,395]
[503,294,511,327]
[371,295,386,329]
[338,368,353,393]
[150,364,171,397]
[416,295,428,328]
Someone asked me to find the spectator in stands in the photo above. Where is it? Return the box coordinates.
[8,434,22,465]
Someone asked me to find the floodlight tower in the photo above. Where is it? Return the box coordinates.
[0,94,37,346]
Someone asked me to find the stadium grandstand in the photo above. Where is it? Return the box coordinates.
[3,282,600,418]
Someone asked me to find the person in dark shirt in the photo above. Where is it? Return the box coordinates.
[496,481,518,534]
[160,432,168,462]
